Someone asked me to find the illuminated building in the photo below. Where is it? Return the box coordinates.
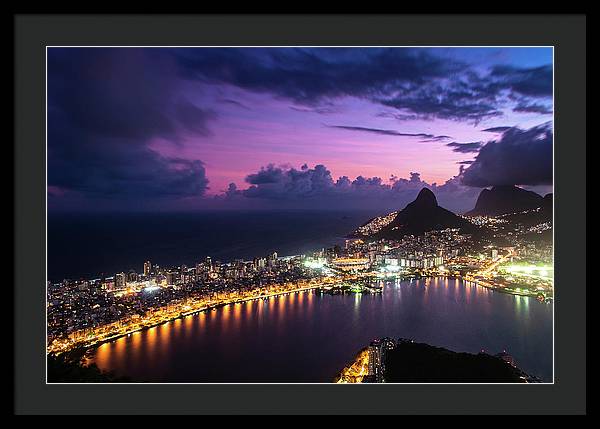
[267,252,278,269]
[115,272,127,289]
[195,263,203,277]
[143,260,152,276]
[330,257,370,272]
[397,255,444,269]
[166,271,177,285]
[253,257,266,271]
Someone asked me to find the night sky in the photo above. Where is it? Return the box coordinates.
[47,47,553,213]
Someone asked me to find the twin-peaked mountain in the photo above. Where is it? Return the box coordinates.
[355,188,477,240]
[465,185,546,217]
[353,186,552,240]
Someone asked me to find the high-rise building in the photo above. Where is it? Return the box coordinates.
[166,271,177,285]
[195,263,203,277]
[115,272,127,289]
[267,252,278,269]
[253,257,266,271]
[143,261,152,276]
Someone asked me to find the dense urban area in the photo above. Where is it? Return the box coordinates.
[47,187,553,380]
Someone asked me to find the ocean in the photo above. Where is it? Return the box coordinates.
[90,279,554,382]
[47,210,380,282]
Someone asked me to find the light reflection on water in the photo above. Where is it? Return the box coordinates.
[91,278,553,383]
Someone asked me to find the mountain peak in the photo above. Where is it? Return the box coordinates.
[466,185,543,216]
[367,187,475,239]
[413,187,438,208]
[491,185,518,192]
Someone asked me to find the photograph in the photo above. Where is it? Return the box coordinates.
[45,46,555,384]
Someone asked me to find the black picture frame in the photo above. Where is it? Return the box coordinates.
[14,14,586,415]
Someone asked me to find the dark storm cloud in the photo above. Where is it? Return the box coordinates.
[513,102,553,115]
[48,116,210,199]
[328,125,451,142]
[172,48,552,124]
[460,123,553,187]
[378,84,503,124]
[47,48,213,200]
[48,49,177,140]
[490,64,553,97]
[446,141,483,153]
[174,48,461,105]
[173,48,526,124]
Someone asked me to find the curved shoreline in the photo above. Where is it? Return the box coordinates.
[50,275,549,357]
[49,284,322,356]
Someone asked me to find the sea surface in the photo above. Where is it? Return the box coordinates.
[49,211,553,382]
[89,278,553,382]
[47,210,380,281]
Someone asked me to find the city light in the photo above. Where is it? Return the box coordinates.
[303,260,324,269]
[47,207,553,357]
[505,265,553,277]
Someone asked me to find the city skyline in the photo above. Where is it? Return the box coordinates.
[47,47,553,213]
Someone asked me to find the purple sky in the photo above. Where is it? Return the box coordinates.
[47,47,553,214]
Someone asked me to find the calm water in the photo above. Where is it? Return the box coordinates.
[48,211,379,281]
[89,278,553,383]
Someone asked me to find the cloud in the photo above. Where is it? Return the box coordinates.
[47,48,212,202]
[246,164,288,185]
[460,122,553,187]
[446,141,483,153]
[327,125,451,142]
[212,163,481,213]
[290,106,339,114]
[173,48,552,124]
[378,85,503,124]
[174,48,460,105]
[174,100,216,135]
[489,64,553,97]
[513,102,553,114]
[482,126,512,133]
[219,98,251,110]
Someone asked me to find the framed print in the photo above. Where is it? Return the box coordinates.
[14,14,586,415]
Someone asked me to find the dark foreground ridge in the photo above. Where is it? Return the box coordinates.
[384,340,529,383]
[47,349,131,383]
[336,338,541,383]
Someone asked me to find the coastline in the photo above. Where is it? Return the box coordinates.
[51,274,547,359]
[49,282,323,356]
